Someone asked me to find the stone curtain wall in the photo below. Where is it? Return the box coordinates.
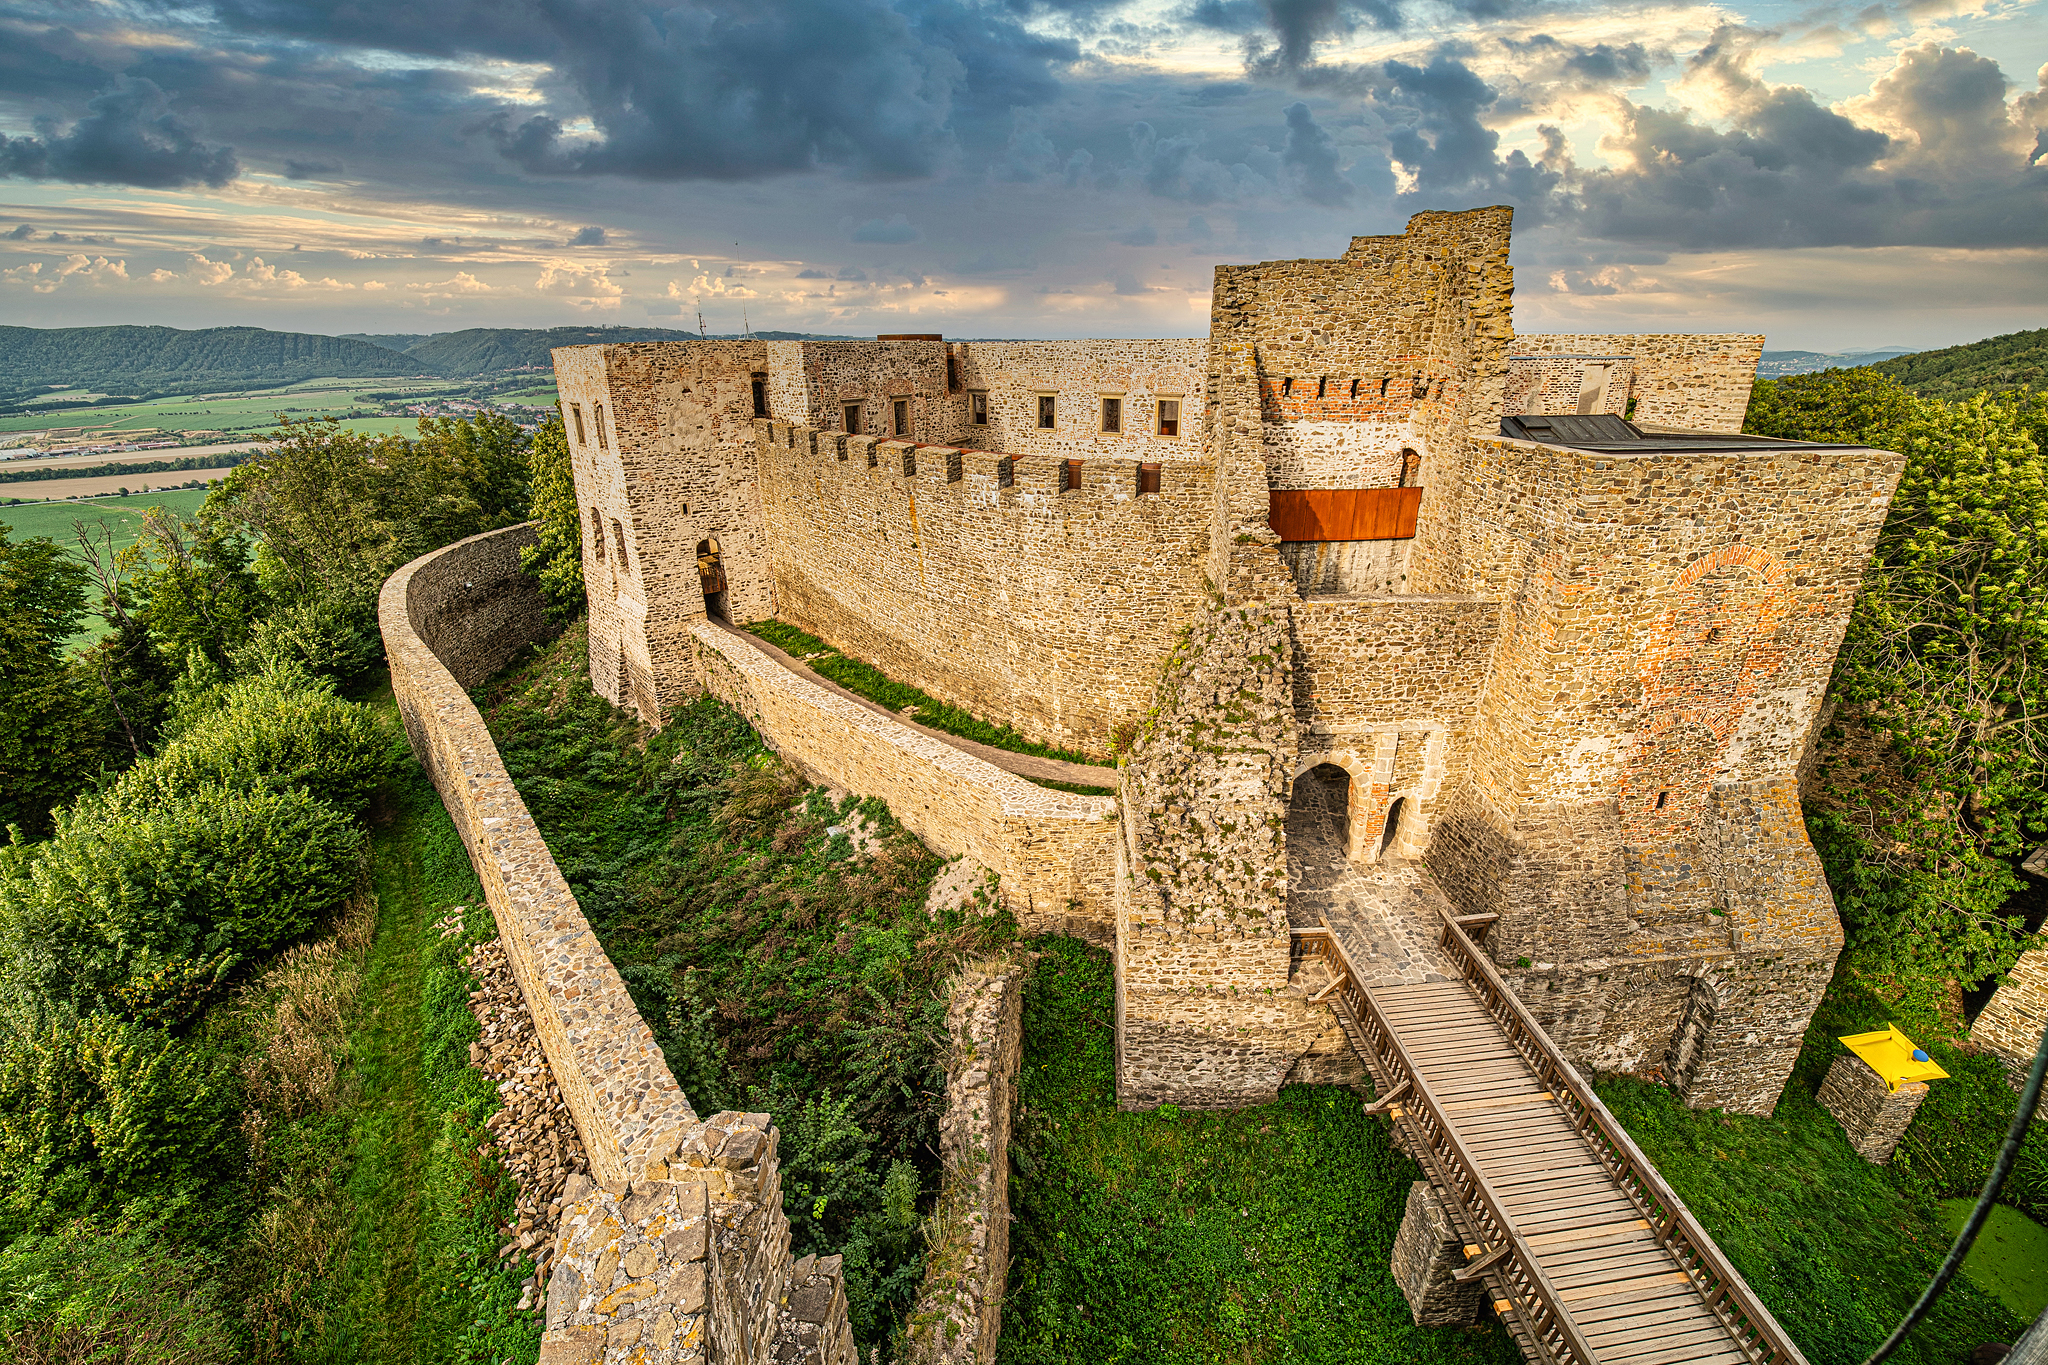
[1418,433,1904,1112]
[1510,334,1764,432]
[684,619,1120,938]
[752,419,1214,755]
[381,527,855,1365]
[1117,599,1330,1108]
[1976,932,2048,1095]
[904,956,1028,1365]
[382,525,696,1185]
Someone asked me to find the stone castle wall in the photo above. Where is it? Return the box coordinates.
[1976,930,2048,1095]
[1511,334,1764,432]
[1503,353,1635,418]
[380,526,854,1364]
[684,619,1119,938]
[954,340,1209,461]
[752,418,1214,755]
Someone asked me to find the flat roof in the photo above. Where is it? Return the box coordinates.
[1501,413,1850,453]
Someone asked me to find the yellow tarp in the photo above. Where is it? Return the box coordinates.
[1841,1026,1949,1091]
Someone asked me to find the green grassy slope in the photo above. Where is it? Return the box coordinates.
[1868,327,2048,398]
[1000,938,1521,1365]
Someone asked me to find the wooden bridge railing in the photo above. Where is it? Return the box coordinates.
[1295,929,1600,1364]
[1427,908,1811,1365]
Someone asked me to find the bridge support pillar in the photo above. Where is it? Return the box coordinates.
[1391,1182,1485,1326]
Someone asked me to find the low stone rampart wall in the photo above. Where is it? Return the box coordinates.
[685,621,1119,940]
[381,525,855,1364]
[905,955,1029,1365]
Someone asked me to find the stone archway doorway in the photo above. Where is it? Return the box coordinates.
[697,537,728,621]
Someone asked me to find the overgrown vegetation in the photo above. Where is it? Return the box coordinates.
[1747,371,2048,1011]
[1000,937,1519,1365]
[1869,326,2048,401]
[477,621,1014,1358]
[0,413,569,1362]
[746,619,1109,768]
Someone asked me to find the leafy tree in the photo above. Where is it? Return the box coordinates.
[1744,368,1919,446]
[123,508,263,672]
[521,413,584,620]
[1805,392,2047,1000]
[0,521,106,836]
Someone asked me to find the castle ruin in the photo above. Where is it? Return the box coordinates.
[550,206,1905,1121]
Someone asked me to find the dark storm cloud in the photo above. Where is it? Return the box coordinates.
[1281,101,1350,203]
[569,226,607,245]
[0,77,237,187]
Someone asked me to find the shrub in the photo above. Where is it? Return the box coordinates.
[0,1012,241,1227]
[231,592,385,687]
[113,670,394,820]
[0,784,362,1011]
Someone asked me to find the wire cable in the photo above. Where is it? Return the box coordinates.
[1859,1015,2048,1365]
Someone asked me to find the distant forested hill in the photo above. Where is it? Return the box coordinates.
[406,326,703,375]
[0,324,434,397]
[338,332,436,353]
[1868,327,2048,399]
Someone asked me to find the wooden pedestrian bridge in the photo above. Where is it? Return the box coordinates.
[1294,909,1809,1365]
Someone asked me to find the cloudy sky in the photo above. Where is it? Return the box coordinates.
[0,0,2041,350]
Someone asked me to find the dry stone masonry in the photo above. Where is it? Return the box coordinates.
[545,206,1905,1125]
[1816,1054,1930,1164]
[905,956,1028,1365]
[381,528,855,1365]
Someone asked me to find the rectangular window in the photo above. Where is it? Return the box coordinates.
[570,404,587,445]
[893,398,909,437]
[751,377,768,419]
[946,354,961,393]
[1138,463,1161,495]
[589,508,604,560]
[1062,459,1083,492]
[969,391,988,426]
[595,405,609,450]
[1037,394,1056,429]
[1156,399,1180,438]
[843,403,861,434]
[1100,396,1122,434]
[997,456,1014,489]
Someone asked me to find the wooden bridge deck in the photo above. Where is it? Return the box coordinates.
[1297,912,1808,1365]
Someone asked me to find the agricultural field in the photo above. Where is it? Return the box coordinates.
[0,486,210,548]
[0,375,547,448]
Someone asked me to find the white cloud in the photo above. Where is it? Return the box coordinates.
[536,262,624,309]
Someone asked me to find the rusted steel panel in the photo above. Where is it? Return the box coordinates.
[1269,487,1422,541]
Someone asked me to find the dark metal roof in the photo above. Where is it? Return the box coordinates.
[1500,413,1847,453]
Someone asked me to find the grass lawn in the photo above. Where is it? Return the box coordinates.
[1937,1200,2048,1322]
[1000,937,1521,1365]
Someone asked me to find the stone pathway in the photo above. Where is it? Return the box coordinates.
[1286,809,1453,987]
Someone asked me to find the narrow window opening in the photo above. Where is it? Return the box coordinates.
[1156,398,1180,437]
[1101,396,1122,434]
[1656,790,1670,810]
[1282,377,1294,398]
[1317,377,1327,398]
[946,354,961,393]
[570,404,587,445]
[610,518,627,566]
[893,398,909,437]
[900,448,916,478]
[1037,395,1056,429]
[997,456,1015,489]
[594,405,609,449]
[751,378,768,419]
[1381,797,1406,857]
[1398,448,1421,488]
[969,391,988,426]
[843,403,861,434]
[1062,459,1083,492]
[1349,379,1360,399]
[589,508,605,561]
[1378,377,1390,399]
[1138,463,1161,495]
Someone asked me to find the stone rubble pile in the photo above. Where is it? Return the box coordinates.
[464,934,592,1311]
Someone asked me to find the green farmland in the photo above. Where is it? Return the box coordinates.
[0,377,485,444]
